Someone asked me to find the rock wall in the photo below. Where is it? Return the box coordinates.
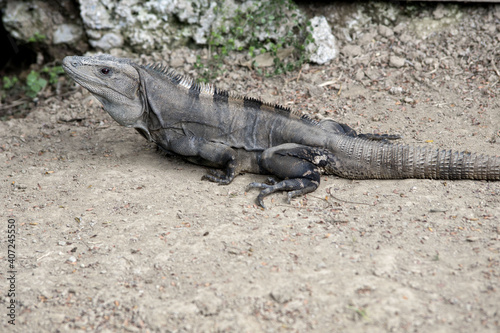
[2,1,83,45]
[0,0,337,65]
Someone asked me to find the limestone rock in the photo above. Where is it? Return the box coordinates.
[306,16,338,65]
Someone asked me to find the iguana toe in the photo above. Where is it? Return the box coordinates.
[202,168,235,185]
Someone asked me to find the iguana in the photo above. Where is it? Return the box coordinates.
[62,54,500,207]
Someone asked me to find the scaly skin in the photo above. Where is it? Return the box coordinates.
[62,54,500,207]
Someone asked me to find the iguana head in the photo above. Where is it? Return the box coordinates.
[62,54,147,130]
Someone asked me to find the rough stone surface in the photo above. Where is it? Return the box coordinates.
[1,0,86,56]
[3,1,51,41]
[341,45,362,57]
[2,0,83,45]
[73,0,307,54]
[389,55,405,68]
[1,0,309,56]
[88,32,124,50]
[378,25,394,38]
[306,16,338,64]
[53,24,84,45]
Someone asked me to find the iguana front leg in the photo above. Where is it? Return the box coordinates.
[247,143,331,208]
[201,160,236,185]
[157,135,237,184]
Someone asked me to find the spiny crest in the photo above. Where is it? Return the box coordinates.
[237,94,316,124]
[141,61,317,125]
[240,94,295,117]
[214,87,229,97]
[232,93,317,125]
[141,62,215,95]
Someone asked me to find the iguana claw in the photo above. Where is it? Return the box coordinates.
[202,169,234,185]
[246,182,272,208]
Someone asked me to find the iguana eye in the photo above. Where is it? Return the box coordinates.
[100,68,111,75]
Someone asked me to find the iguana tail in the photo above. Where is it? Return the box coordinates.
[327,137,500,180]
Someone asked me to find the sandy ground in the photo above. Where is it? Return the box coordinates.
[1,4,500,332]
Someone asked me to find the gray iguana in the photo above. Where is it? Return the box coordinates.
[62,54,500,207]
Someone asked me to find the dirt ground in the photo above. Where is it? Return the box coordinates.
[2,3,500,332]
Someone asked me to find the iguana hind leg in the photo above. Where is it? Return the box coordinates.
[247,143,328,208]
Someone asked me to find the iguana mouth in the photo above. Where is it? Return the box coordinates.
[62,58,101,93]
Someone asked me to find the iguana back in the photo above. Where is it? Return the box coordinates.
[135,60,331,150]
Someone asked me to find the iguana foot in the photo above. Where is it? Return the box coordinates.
[245,182,271,208]
[246,178,319,208]
[201,156,238,185]
[202,169,235,185]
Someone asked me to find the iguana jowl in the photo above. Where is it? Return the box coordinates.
[62,54,500,207]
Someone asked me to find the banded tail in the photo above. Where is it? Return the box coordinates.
[328,137,500,180]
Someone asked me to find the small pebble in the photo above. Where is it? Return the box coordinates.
[378,25,394,38]
[389,55,405,68]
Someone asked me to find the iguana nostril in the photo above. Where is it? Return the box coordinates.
[62,57,78,68]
